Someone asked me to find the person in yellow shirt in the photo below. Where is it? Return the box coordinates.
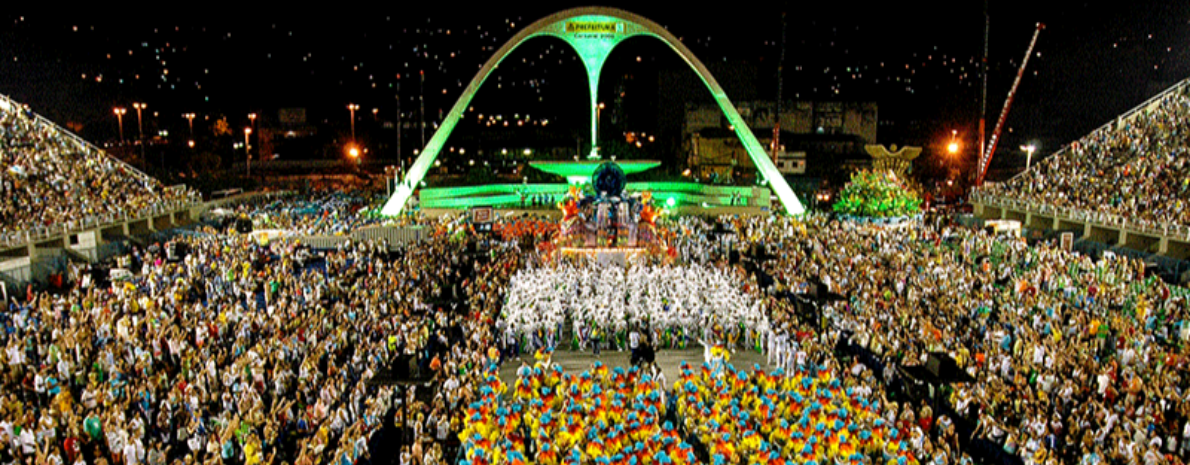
[244,433,263,465]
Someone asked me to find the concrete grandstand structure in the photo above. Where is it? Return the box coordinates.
[0,93,203,285]
[971,77,1190,281]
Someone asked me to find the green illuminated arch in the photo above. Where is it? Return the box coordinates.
[382,6,805,216]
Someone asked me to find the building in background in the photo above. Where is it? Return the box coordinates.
[683,100,877,184]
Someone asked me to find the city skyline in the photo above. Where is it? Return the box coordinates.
[1,3,1187,173]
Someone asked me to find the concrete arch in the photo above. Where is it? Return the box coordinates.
[382,6,805,216]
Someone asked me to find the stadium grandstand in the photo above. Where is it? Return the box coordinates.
[977,78,1190,235]
[0,93,200,247]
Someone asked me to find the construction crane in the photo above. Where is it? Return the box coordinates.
[977,22,1045,186]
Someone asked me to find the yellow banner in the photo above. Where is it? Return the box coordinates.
[565,22,621,34]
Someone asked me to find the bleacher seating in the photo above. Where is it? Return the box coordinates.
[982,81,1190,230]
[0,94,198,244]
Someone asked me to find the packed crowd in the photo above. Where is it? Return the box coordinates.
[984,86,1190,229]
[0,99,198,240]
[0,218,521,465]
[233,192,393,235]
[3,166,1190,465]
[739,215,1190,465]
[459,360,695,465]
[674,359,914,465]
[492,218,557,245]
[460,333,920,465]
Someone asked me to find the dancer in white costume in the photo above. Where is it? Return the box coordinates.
[499,262,770,348]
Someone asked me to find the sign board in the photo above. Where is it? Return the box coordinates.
[471,207,493,224]
[278,108,307,125]
[1060,232,1074,251]
[565,21,624,35]
[984,220,1021,238]
[250,229,295,246]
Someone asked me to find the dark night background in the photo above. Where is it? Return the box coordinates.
[1,2,1187,182]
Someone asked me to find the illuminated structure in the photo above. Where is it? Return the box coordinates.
[381,6,805,216]
[528,160,661,185]
[864,144,922,178]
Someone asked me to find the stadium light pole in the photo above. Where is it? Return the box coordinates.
[248,113,258,162]
[183,113,195,136]
[132,103,147,170]
[1021,144,1036,171]
[114,107,126,143]
[132,103,146,140]
[245,127,253,178]
[347,103,360,141]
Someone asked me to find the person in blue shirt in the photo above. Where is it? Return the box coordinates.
[45,374,60,397]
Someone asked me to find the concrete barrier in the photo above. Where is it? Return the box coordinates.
[977,205,1002,221]
[1086,225,1121,245]
[1123,231,1160,254]
[0,256,33,284]
[1026,214,1054,231]
[1057,219,1084,233]
[1165,240,1190,261]
[971,196,1190,260]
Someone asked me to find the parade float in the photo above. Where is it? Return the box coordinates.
[553,161,668,263]
[832,169,923,226]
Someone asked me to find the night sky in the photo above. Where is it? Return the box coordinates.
[1,2,1187,176]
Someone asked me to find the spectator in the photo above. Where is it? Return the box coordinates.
[0,98,199,242]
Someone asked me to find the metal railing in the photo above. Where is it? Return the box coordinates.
[293,226,426,251]
[970,191,1190,241]
[0,197,202,249]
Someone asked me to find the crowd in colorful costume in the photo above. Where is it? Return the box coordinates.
[675,360,913,465]
[459,359,696,465]
[459,343,920,465]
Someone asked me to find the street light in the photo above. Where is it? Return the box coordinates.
[248,113,257,129]
[347,103,360,140]
[1021,144,1037,171]
[947,129,960,155]
[183,113,196,138]
[113,107,126,143]
[132,103,146,140]
[244,127,253,177]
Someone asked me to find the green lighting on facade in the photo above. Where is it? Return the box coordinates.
[416,182,766,210]
[528,160,661,185]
